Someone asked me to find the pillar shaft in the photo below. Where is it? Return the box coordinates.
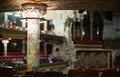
[22,40,25,53]
[2,40,9,56]
[27,19,40,71]
[22,10,41,71]
[90,12,93,40]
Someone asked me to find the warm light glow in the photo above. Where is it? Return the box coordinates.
[8,38,12,40]
[82,31,85,36]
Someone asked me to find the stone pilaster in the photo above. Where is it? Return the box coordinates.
[2,40,9,56]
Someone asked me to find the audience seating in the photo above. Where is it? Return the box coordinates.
[25,71,65,77]
[0,52,26,61]
[1,67,120,77]
[102,71,120,77]
[68,68,120,77]
[13,75,33,77]
[0,66,14,77]
[100,68,120,77]
[44,71,65,77]
[25,71,44,77]
[68,69,99,77]
[0,65,120,77]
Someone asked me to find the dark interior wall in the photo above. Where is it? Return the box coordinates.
[7,40,22,52]
[0,40,4,55]
[0,13,4,24]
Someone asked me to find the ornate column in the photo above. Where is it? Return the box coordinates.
[89,11,93,40]
[2,40,9,56]
[22,40,26,53]
[44,21,47,33]
[44,43,47,55]
[21,3,47,71]
[80,14,84,40]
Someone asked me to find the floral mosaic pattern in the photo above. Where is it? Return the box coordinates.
[27,19,40,71]
[76,51,110,69]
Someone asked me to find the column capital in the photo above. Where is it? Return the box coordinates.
[2,40,9,44]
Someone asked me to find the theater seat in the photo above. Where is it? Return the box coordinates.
[13,75,33,77]
[44,71,64,77]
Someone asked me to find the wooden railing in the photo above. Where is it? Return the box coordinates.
[0,28,26,40]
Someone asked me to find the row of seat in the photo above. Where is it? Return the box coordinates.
[13,75,33,77]
[0,52,26,61]
[7,52,26,55]
[0,52,48,61]
[24,71,65,77]
[74,38,101,45]
[68,68,120,77]
[13,72,65,77]
[0,56,25,60]
[0,66,66,77]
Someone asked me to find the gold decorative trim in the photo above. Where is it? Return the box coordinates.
[0,28,26,40]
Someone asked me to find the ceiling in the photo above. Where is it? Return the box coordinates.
[0,0,120,12]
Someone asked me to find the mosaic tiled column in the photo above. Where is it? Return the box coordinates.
[22,3,47,71]
[27,18,40,71]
